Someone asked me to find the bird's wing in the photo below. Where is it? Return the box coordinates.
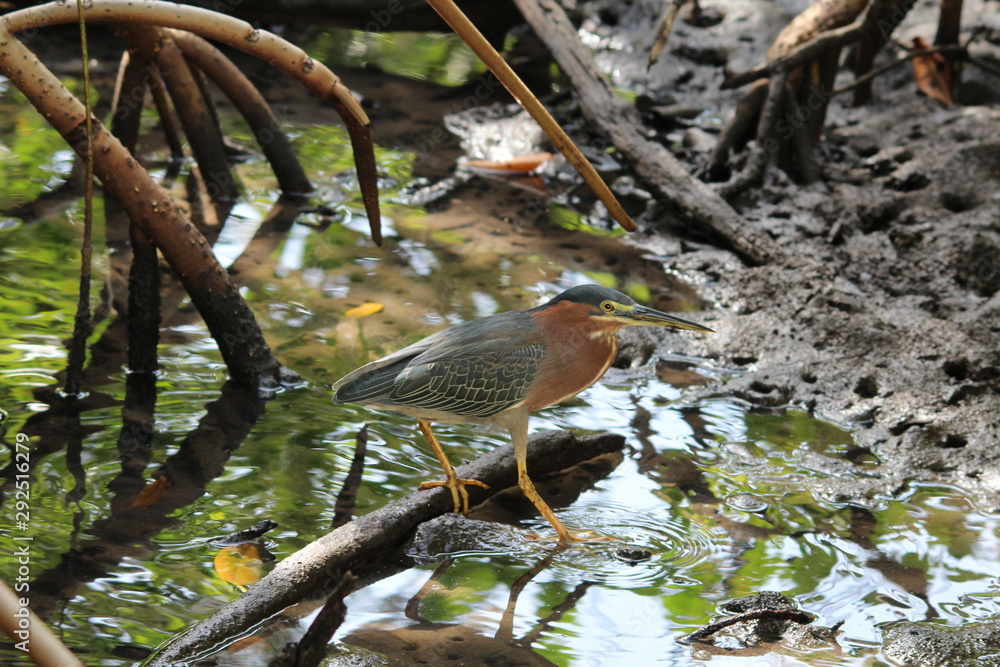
[388,343,546,418]
[332,310,545,416]
[331,333,441,404]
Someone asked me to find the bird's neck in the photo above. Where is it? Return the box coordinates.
[523,303,620,412]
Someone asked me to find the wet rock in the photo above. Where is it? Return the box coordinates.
[724,492,768,513]
[881,620,1000,667]
[615,546,652,564]
[721,591,797,614]
[685,591,835,652]
[404,514,528,562]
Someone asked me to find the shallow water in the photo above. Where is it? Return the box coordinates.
[1,29,998,667]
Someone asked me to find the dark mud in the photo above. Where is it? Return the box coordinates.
[595,0,1000,509]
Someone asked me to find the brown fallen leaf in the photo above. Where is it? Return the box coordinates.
[345,302,384,318]
[131,475,167,508]
[476,172,550,196]
[465,152,553,175]
[911,36,952,106]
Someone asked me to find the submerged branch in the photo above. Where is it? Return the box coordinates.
[149,430,626,665]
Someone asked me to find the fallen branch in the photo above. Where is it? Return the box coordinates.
[148,430,626,665]
[512,0,781,265]
[683,608,814,643]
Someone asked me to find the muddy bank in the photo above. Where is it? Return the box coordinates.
[593,0,1000,508]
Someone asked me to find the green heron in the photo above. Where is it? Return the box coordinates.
[332,284,712,542]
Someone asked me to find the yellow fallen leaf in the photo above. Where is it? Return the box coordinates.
[214,543,264,588]
[345,302,384,318]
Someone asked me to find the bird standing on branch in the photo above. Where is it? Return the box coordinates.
[333,284,712,542]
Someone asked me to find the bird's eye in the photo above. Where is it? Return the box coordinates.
[601,301,614,312]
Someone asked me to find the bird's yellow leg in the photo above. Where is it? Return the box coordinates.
[509,416,610,543]
[515,456,575,542]
[416,419,489,514]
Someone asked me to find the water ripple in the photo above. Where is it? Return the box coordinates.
[548,500,729,589]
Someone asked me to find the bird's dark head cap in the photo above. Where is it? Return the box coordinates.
[541,284,637,309]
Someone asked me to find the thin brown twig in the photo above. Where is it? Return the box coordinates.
[683,608,814,643]
[831,44,968,96]
[424,0,636,232]
[647,0,686,69]
[64,0,95,398]
[512,0,780,265]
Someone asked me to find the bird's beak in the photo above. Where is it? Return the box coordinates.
[629,304,714,333]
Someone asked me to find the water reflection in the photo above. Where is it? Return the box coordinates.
[341,556,569,666]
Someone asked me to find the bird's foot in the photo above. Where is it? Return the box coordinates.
[526,529,614,544]
[419,476,490,515]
